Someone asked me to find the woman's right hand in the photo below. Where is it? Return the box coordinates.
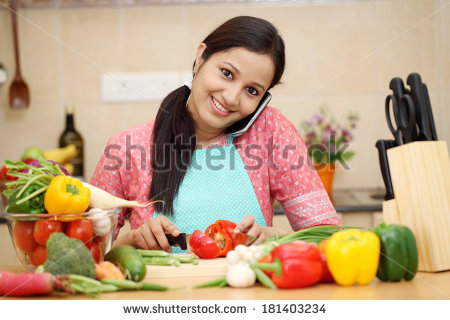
[114,216,180,252]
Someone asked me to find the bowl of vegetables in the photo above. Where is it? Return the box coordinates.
[3,209,119,270]
[1,158,154,271]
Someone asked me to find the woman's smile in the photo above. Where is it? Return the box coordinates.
[211,96,233,115]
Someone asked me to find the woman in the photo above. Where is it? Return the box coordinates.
[91,16,341,252]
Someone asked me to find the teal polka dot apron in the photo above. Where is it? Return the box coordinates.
[153,135,266,253]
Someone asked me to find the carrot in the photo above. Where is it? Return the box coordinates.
[82,182,161,209]
[0,270,55,297]
[95,261,125,281]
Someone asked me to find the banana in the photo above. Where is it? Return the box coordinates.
[44,144,77,164]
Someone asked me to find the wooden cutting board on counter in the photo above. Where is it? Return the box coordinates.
[145,256,229,279]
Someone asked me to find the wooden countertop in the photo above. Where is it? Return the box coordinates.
[1,265,449,300]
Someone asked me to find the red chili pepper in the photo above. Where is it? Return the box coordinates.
[205,223,233,257]
[189,230,220,259]
[254,241,323,289]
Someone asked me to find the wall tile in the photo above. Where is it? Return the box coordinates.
[20,9,62,105]
[311,2,377,95]
[59,8,123,103]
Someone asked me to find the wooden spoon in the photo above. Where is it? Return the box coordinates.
[8,0,30,109]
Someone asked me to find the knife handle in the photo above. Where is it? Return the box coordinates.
[375,139,395,200]
[165,233,187,250]
[422,84,438,141]
[407,73,432,141]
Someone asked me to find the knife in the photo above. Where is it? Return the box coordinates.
[375,139,397,200]
[422,83,438,141]
[165,232,256,251]
[406,73,433,141]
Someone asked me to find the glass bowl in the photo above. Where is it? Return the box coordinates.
[2,208,119,270]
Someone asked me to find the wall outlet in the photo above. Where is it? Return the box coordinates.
[101,72,189,103]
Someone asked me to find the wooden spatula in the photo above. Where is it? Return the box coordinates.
[8,0,30,109]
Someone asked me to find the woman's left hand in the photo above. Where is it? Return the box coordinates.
[234,215,290,245]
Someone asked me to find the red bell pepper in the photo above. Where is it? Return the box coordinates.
[318,239,334,283]
[253,241,323,289]
[205,220,250,255]
[189,230,220,259]
[205,223,233,257]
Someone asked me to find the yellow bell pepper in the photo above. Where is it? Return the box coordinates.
[44,175,90,214]
[325,229,380,286]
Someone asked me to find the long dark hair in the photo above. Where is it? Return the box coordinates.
[150,16,285,215]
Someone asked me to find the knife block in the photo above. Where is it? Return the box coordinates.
[386,141,450,272]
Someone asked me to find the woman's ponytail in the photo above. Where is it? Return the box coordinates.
[149,85,196,215]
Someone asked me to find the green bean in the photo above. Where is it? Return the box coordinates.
[194,277,227,288]
[137,249,170,257]
[172,254,196,263]
[101,278,167,291]
[140,283,168,291]
[143,257,180,266]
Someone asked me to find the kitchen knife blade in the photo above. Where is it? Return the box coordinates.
[406,73,432,141]
[375,139,397,200]
[422,83,438,141]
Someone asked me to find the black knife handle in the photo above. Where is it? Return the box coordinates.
[407,73,432,141]
[375,139,396,200]
[165,233,187,250]
[422,84,438,141]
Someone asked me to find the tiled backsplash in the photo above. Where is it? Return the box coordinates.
[0,0,448,190]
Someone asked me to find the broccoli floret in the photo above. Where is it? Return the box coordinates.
[43,232,96,279]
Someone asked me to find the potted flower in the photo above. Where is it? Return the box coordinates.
[301,106,358,201]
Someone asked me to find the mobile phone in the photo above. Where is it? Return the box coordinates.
[225,91,272,136]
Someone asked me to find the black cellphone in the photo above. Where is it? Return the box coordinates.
[225,91,272,136]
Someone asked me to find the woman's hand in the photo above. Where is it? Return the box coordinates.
[113,216,180,252]
[235,215,290,245]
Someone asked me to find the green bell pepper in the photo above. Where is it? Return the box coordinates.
[373,221,418,281]
[6,184,47,214]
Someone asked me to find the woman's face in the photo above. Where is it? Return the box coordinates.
[188,45,275,135]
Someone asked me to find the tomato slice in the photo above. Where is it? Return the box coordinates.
[189,230,220,259]
[13,221,38,253]
[33,220,64,246]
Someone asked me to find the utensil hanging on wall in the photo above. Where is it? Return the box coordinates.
[8,0,30,109]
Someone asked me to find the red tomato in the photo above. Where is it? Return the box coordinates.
[29,245,48,266]
[189,230,220,259]
[89,242,102,263]
[33,220,64,246]
[13,221,38,253]
[66,219,94,246]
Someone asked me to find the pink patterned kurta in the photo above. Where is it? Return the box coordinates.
[90,107,341,235]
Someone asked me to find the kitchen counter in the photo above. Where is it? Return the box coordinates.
[1,265,449,300]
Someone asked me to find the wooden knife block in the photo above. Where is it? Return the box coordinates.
[384,141,450,272]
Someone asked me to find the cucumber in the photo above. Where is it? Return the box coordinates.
[105,245,147,282]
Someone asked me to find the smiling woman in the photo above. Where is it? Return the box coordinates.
[90,16,341,253]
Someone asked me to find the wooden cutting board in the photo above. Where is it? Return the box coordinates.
[145,256,229,279]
